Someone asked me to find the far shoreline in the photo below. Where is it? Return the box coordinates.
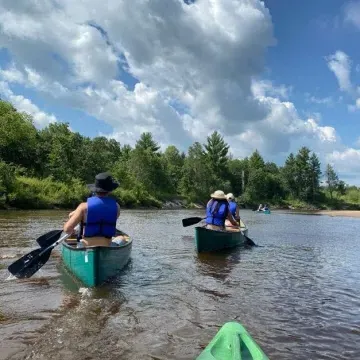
[272,209,360,219]
[313,210,360,218]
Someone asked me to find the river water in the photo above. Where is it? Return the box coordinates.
[0,209,359,359]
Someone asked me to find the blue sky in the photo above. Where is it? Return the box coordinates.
[0,0,360,182]
[264,0,360,145]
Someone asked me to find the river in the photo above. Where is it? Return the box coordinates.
[0,209,359,359]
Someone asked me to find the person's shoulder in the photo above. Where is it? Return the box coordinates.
[79,202,87,209]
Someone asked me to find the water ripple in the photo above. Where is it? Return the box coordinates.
[0,210,360,359]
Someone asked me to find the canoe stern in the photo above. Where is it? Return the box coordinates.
[195,227,246,253]
[61,240,132,287]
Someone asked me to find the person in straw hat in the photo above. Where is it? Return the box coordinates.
[64,172,121,247]
[205,190,238,230]
[225,192,240,227]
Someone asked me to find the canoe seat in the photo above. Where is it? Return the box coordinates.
[65,235,130,248]
[225,226,240,232]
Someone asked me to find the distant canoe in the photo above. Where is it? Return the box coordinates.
[61,230,132,287]
[257,209,271,214]
[196,322,269,360]
[195,220,248,253]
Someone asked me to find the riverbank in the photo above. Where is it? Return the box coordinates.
[313,210,360,218]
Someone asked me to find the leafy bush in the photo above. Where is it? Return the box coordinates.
[8,176,88,209]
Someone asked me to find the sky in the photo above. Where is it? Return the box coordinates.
[0,0,360,183]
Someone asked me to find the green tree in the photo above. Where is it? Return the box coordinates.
[309,153,321,201]
[180,142,212,202]
[325,164,339,200]
[248,150,265,171]
[39,123,83,182]
[163,145,184,194]
[0,161,16,203]
[336,180,346,196]
[135,132,160,153]
[129,147,170,195]
[0,100,38,171]
[295,147,311,201]
[204,131,229,179]
[228,158,249,195]
[79,136,122,182]
[282,153,297,197]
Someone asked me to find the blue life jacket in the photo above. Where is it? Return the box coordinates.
[229,201,238,217]
[83,196,117,238]
[205,200,229,226]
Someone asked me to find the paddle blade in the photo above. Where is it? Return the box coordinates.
[36,230,63,248]
[8,247,52,279]
[182,217,204,227]
[245,236,257,247]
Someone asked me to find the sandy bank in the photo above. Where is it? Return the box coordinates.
[315,210,360,218]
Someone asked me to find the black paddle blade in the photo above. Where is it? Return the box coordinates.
[182,217,204,227]
[36,230,63,248]
[8,247,52,279]
[245,236,257,247]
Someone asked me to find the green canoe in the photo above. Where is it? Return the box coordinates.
[195,220,248,253]
[61,230,132,287]
[196,322,269,360]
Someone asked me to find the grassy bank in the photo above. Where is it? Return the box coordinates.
[0,175,359,211]
[0,176,167,210]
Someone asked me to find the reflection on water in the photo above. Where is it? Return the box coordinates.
[0,209,360,359]
[196,247,242,281]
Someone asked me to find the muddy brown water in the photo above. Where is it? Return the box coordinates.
[0,209,359,359]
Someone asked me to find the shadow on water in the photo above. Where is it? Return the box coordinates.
[195,247,243,281]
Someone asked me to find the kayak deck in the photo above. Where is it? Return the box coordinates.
[196,322,269,360]
[61,230,132,287]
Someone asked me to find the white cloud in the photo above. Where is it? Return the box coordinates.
[344,1,360,29]
[327,148,360,176]
[326,50,360,112]
[326,51,353,93]
[0,0,359,182]
[224,83,340,159]
[348,98,360,112]
[0,81,57,127]
[252,80,292,100]
[0,0,277,146]
[305,94,334,106]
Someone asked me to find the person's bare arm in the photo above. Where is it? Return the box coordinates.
[63,203,86,234]
[235,206,240,220]
[117,203,120,218]
[227,211,238,226]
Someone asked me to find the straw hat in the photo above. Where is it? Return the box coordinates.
[226,193,235,200]
[210,190,226,200]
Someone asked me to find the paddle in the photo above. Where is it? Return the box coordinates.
[182,217,206,227]
[242,232,258,247]
[8,232,71,279]
[36,229,63,248]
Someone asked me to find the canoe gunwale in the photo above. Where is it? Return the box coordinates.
[198,223,248,234]
[62,228,132,252]
[62,239,132,252]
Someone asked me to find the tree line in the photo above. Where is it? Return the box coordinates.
[0,100,359,209]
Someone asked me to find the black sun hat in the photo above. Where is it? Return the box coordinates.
[87,172,119,193]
